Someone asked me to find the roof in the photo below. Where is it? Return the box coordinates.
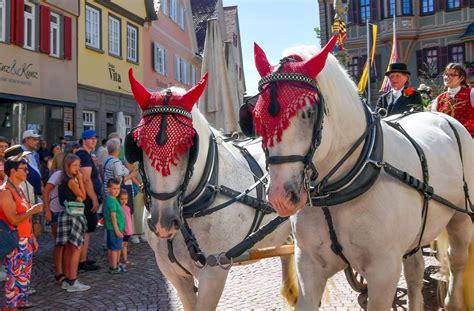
[190,0,219,53]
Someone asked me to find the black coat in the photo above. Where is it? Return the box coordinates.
[375,87,424,116]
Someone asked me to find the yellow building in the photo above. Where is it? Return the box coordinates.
[77,0,156,138]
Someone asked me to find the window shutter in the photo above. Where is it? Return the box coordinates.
[439,46,448,73]
[11,0,24,46]
[152,42,156,71]
[63,16,72,60]
[39,5,50,54]
[438,0,445,11]
[174,55,179,81]
[348,0,355,23]
[416,50,423,75]
[370,0,379,21]
[162,0,169,16]
[354,0,360,24]
[164,49,168,76]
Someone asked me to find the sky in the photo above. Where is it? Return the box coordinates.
[222,0,321,96]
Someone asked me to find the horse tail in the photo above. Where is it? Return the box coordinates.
[280,253,298,307]
[463,227,474,309]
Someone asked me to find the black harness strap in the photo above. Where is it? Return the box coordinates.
[385,121,431,258]
[321,206,350,265]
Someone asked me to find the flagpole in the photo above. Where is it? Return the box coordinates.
[366,19,371,105]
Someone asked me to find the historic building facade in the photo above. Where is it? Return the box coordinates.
[319,0,474,97]
[0,0,78,143]
[143,0,201,91]
[76,0,155,139]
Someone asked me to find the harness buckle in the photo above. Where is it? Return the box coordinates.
[366,159,385,168]
[207,184,221,192]
[217,252,233,270]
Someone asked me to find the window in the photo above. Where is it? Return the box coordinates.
[108,15,120,56]
[0,0,5,42]
[174,55,189,84]
[82,110,96,131]
[401,0,412,15]
[421,0,435,14]
[447,0,461,9]
[449,44,464,64]
[85,5,100,49]
[423,48,438,76]
[50,12,60,57]
[169,0,177,21]
[349,57,359,77]
[153,43,168,75]
[168,0,184,29]
[191,65,197,85]
[360,0,371,23]
[127,24,138,62]
[388,0,396,17]
[24,1,35,50]
[124,115,132,134]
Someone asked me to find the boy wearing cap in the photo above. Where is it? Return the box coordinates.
[21,130,42,196]
[375,63,424,116]
[75,130,101,271]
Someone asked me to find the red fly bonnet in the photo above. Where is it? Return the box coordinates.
[128,69,208,176]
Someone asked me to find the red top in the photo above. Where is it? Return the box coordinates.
[0,183,32,238]
[436,87,474,136]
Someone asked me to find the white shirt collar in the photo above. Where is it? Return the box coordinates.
[447,86,461,97]
[392,88,402,98]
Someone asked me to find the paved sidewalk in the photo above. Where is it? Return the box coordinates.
[1,228,441,310]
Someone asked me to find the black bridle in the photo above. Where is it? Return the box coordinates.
[258,58,326,194]
[134,90,198,212]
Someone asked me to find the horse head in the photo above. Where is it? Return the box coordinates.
[126,69,208,238]
[252,36,338,216]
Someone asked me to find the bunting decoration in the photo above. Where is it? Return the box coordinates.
[357,23,378,95]
[380,15,398,92]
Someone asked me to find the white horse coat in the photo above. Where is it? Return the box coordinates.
[252,39,474,310]
[126,70,296,311]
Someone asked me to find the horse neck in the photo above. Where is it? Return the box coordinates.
[313,72,368,182]
[186,109,211,194]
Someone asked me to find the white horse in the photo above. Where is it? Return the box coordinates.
[250,37,474,310]
[125,69,297,311]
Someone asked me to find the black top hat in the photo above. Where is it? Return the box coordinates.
[385,62,411,76]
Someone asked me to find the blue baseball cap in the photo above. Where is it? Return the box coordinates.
[81,129,98,140]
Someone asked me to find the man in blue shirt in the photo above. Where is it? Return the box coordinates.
[21,130,42,196]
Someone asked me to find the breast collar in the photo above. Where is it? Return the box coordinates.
[311,104,384,206]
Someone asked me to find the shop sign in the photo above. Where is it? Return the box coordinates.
[108,63,122,83]
[0,58,39,87]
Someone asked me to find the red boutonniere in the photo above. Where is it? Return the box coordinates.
[403,87,415,97]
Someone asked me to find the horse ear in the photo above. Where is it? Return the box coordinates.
[128,68,151,110]
[300,35,338,78]
[181,72,208,111]
[254,42,272,77]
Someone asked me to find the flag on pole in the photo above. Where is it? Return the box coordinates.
[379,15,398,92]
[357,23,378,95]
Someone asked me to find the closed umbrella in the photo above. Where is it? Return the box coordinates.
[199,18,239,135]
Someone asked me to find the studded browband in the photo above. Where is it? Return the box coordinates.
[258,73,317,92]
[143,106,192,119]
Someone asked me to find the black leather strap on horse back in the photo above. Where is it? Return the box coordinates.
[385,120,431,258]
[224,216,289,260]
[219,185,274,214]
[238,147,270,236]
[444,119,473,213]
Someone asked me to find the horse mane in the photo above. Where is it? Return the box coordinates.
[282,45,366,141]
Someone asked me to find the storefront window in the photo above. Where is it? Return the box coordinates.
[0,0,5,42]
[124,115,132,134]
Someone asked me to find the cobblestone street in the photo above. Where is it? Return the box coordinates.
[1,228,442,310]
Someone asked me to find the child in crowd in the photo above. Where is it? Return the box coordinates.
[57,154,90,292]
[118,189,134,267]
[104,178,126,274]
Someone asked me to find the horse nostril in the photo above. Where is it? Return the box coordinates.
[288,190,300,204]
[170,217,181,230]
[284,181,300,204]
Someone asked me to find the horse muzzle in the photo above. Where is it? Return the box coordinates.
[147,213,182,239]
[267,181,307,216]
